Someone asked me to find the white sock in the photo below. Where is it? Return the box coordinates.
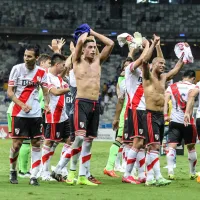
[70,136,84,171]
[9,147,19,171]
[41,145,51,172]
[122,146,126,167]
[48,142,58,171]
[86,160,91,178]
[167,147,176,175]
[146,151,154,181]
[79,138,93,176]
[188,149,197,175]
[150,150,162,180]
[123,145,130,168]
[137,149,146,179]
[124,147,138,178]
[31,146,41,178]
[54,144,72,174]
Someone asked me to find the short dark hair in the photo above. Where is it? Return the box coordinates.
[121,57,133,70]
[37,54,51,66]
[51,53,66,66]
[83,39,95,47]
[25,44,40,57]
[183,70,196,78]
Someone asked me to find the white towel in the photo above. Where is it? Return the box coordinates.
[117,33,137,49]
[174,43,194,64]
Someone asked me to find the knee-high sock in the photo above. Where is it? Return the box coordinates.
[122,145,130,168]
[47,142,58,170]
[146,151,154,181]
[41,145,51,172]
[136,148,146,179]
[105,140,121,170]
[124,147,138,178]
[79,137,93,176]
[70,135,84,171]
[31,146,41,178]
[54,144,72,174]
[149,150,162,180]
[10,147,19,172]
[18,143,31,173]
[115,144,123,167]
[167,147,176,175]
[188,149,197,175]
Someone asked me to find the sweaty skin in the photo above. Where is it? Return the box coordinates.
[142,35,185,112]
[73,29,114,101]
[75,57,101,100]
[143,68,166,112]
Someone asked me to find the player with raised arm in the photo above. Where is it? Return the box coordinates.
[121,38,150,184]
[142,34,185,186]
[104,48,134,177]
[164,70,197,180]
[7,45,49,186]
[66,24,114,186]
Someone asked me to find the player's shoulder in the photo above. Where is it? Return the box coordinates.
[196,81,200,87]
[12,63,25,70]
[36,65,46,72]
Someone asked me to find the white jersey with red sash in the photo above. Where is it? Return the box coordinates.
[8,63,48,118]
[125,62,145,110]
[46,72,68,123]
[166,81,196,124]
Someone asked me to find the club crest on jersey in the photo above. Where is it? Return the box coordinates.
[80,122,85,128]
[56,132,60,138]
[124,133,128,139]
[15,128,20,135]
[139,129,143,134]
[155,134,159,140]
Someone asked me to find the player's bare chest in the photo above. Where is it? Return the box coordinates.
[76,65,101,79]
[151,79,165,93]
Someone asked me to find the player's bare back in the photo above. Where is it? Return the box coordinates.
[74,57,101,101]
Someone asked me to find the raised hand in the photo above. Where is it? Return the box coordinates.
[70,41,75,53]
[57,38,66,51]
[48,38,66,53]
[153,34,160,45]
[142,38,149,47]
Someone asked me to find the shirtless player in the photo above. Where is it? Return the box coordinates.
[142,35,185,186]
[66,26,114,186]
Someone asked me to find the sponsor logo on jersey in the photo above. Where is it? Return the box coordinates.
[22,80,39,87]
[80,122,85,128]
[66,96,73,104]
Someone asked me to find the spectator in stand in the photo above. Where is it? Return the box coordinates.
[107,81,116,98]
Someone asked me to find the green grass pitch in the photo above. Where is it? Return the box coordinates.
[1,139,200,200]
